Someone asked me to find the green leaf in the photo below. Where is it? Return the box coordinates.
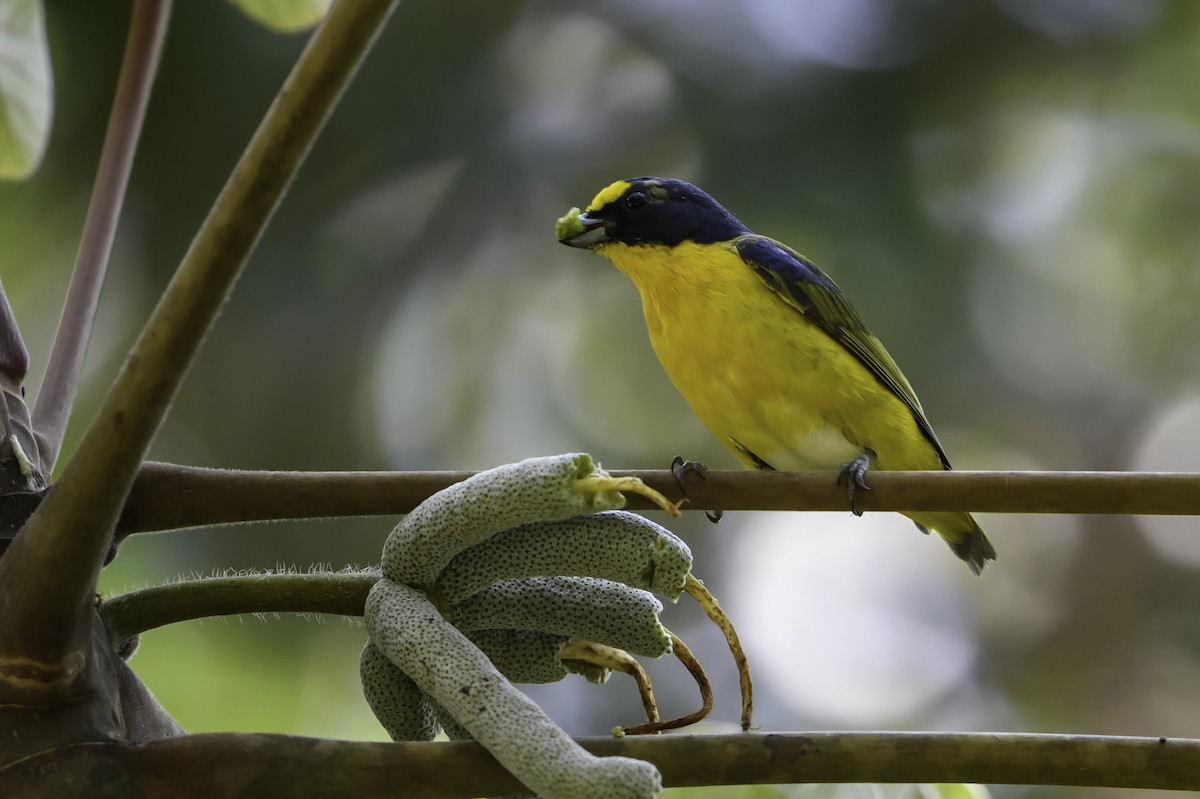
[226,0,332,34]
[0,0,53,181]
[922,785,992,799]
[663,785,993,799]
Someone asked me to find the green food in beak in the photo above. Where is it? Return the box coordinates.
[556,207,607,248]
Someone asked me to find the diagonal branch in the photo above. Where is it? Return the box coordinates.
[2,732,1197,796]
[0,0,400,702]
[0,278,29,397]
[0,279,41,498]
[32,0,171,473]
[113,465,1200,538]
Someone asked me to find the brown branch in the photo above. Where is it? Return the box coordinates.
[117,461,467,535]
[627,469,1200,515]
[3,732,1197,797]
[115,464,1200,537]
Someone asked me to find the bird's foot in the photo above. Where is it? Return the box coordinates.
[670,455,705,492]
[836,449,875,516]
[670,455,724,522]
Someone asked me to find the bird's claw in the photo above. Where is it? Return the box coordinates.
[671,455,706,493]
[836,450,874,516]
[670,456,724,523]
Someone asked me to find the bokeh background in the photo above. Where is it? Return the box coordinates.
[4,1,1200,796]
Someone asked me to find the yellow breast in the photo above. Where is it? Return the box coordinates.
[595,240,941,472]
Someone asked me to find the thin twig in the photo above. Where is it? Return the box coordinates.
[683,574,752,732]
[115,465,1200,537]
[621,631,713,736]
[32,0,172,473]
[559,639,661,728]
[0,0,400,702]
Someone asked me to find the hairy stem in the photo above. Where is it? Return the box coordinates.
[0,0,400,702]
[100,571,378,646]
[32,0,172,473]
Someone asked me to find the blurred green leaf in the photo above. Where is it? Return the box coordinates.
[665,783,791,798]
[0,0,52,181]
[920,784,992,799]
[665,784,991,799]
[226,0,331,34]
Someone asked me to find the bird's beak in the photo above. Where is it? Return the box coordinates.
[557,210,609,248]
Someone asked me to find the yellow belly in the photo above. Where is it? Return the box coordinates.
[598,240,944,473]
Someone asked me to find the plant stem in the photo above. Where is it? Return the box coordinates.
[32,0,171,474]
[114,465,1200,537]
[604,731,1200,791]
[100,571,378,646]
[0,278,30,396]
[3,732,1196,796]
[0,0,400,703]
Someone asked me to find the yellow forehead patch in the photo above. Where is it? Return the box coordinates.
[586,180,633,212]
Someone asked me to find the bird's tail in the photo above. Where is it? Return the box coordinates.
[908,511,996,575]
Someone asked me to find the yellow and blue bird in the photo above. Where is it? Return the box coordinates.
[557,177,995,574]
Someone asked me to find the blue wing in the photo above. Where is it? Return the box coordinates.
[734,235,952,470]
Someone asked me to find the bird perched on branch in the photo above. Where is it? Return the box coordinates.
[557,177,995,574]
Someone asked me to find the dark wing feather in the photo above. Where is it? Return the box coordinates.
[734,235,951,469]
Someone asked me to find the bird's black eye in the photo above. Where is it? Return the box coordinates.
[623,191,647,211]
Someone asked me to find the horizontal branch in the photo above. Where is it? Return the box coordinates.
[99,571,377,645]
[94,574,1200,793]
[5,732,1197,796]
[115,463,1200,536]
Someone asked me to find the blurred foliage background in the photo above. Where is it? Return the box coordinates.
[3,1,1200,797]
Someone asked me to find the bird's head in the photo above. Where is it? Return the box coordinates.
[557,177,748,250]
